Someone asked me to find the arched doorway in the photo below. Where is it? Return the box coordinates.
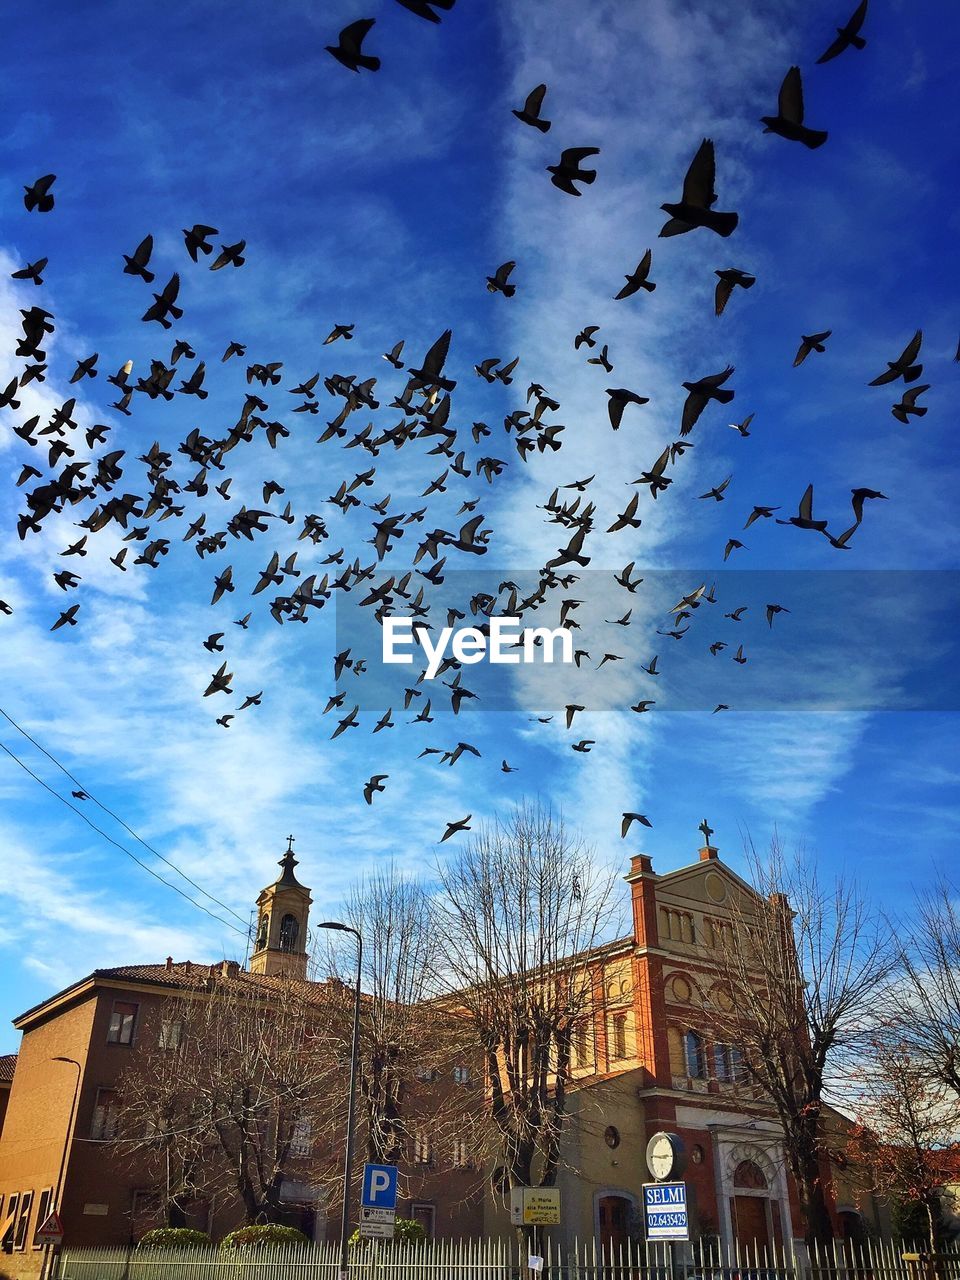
[597,1194,632,1260]
[732,1159,772,1257]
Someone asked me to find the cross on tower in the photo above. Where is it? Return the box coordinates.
[286,834,295,854]
[699,818,714,845]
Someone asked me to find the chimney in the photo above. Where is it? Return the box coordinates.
[165,956,173,970]
[221,960,240,978]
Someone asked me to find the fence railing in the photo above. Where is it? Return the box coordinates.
[53,1237,960,1280]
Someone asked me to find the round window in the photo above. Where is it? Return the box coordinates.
[604,1125,621,1149]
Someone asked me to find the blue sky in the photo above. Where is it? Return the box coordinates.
[0,0,958,1053]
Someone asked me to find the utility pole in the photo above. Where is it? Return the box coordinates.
[317,920,363,1280]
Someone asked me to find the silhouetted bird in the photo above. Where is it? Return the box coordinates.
[660,139,738,237]
[547,147,600,196]
[513,84,551,132]
[761,68,828,149]
[817,0,868,63]
[24,174,56,212]
[327,19,380,72]
[615,249,656,299]
[122,235,154,282]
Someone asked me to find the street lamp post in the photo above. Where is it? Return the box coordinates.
[318,921,363,1280]
[38,1056,82,1280]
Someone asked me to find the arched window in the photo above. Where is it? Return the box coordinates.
[255,913,269,951]
[278,913,299,952]
[684,1030,706,1078]
[734,1159,768,1189]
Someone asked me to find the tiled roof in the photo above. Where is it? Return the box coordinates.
[0,1053,16,1084]
[15,961,343,1027]
[94,961,325,999]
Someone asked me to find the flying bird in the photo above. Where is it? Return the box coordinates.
[513,84,551,132]
[777,484,828,531]
[761,67,828,149]
[547,147,600,196]
[183,224,218,261]
[615,250,656,299]
[681,366,735,435]
[210,241,245,271]
[50,604,79,631]
[794,331,832,366]
[869,330,923,385]
[621,812,652,837]
[204,662,233,696]
[440,815,472,842]
[816,0,868,64]
[363,775,388,804]
[24,174,56,212]
[122,234,154,282]
[327,19,380,72]
[660,139,738,237]
[11,258,47,286]
[891,385,929,422]
[607,387,649,430]
[714,268,755,316]
[486,261,516,297]
[395,0,455,20]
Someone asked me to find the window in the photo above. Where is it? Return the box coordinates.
[734,1159,767,1189]
[14,1192,33,1251]
[290,1118,313,1157]
[574,1022,589,1066]
[611,1014,627,1060]
[684,1030,706,1079]
[278,914,299,952]
[452,1065,471,1085]
[107,1000,138,1045]
[659,908,696,943]
[159,1020,182,1051]
[1,1194,19,1252]
[33,1190,52,1249]
[451,1138,471,1168]
[410,1203,435,1239]
[90,1087,120,1140]
[255,913,269,950]
[604,1126,621,1149]
[714,1042,733,1081]
[412,1129,432,1165]
[414,1066,438,1082]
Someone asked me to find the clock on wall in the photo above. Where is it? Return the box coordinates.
[645,1131,687,1181]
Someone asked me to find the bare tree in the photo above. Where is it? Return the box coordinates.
[431,801,622,1234]
[707,837,893,1248]
[324,864,479,1171]
[117,970,345,1226]
[845,1040,958,1255]
[893,880,960,1101]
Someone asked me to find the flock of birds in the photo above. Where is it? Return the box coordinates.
[0,0,953,845]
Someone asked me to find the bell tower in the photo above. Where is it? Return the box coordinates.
[249,836,313,981]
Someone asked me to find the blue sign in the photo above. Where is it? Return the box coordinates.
[643,1182,688,1241]
[361,1164,398,1210]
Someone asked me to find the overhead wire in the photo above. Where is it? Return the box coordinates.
[0,735,248,940]
[0,705,249,929]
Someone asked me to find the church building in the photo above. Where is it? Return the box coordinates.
[0,835,882,1276]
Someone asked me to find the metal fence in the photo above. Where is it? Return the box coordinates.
[53,1237,960,1280]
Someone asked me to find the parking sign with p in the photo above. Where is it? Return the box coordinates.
[361,1163,398,1211]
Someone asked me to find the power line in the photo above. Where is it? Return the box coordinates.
[0,705,249,928]
[0,737,248,940]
